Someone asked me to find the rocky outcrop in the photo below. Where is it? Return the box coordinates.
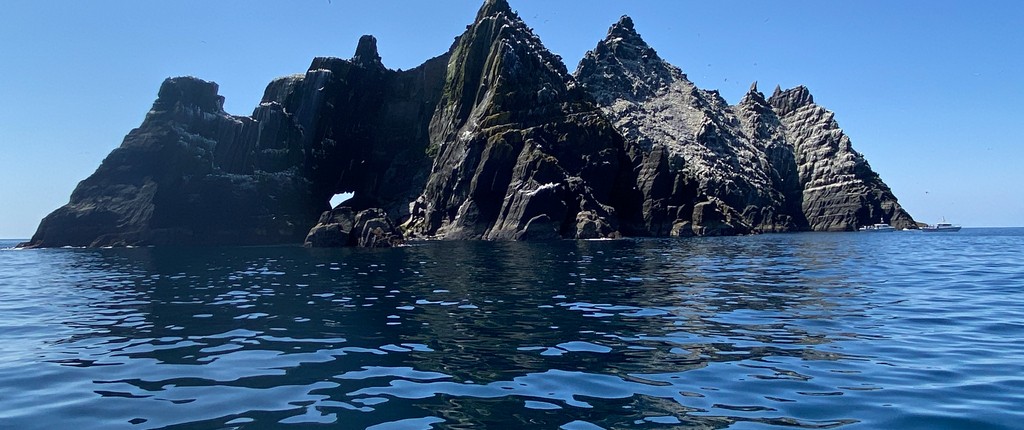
[576,16,913,234]
[22,77,322,248]
[403,0,636,240]
[22,1,915,248]
[304,207,402,248]
[21,35,448,248]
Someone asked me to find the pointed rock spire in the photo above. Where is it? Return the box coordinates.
[610,15,637,35]
[475,0,513,21]
[740,80,768,108]
[603,15,654,53]
[600,15,663,61]
[576,15,680,103]
[435,0,570,132]
[351,35,384,69]
[577,15,653,69]
[409,0,632,242]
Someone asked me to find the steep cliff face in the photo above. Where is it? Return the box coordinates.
[405,0,636,240]
[576,16,913,234]
[733,83,809,231]
[768,86,915,230]
[253,35,448,220]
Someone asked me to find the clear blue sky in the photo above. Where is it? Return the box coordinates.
[2,1,1022,238]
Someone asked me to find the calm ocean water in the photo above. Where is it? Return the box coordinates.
[1,229,1022,429]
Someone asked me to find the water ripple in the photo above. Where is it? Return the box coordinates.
[1,231,1022,428]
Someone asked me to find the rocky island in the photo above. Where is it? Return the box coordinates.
[20,0,914,248]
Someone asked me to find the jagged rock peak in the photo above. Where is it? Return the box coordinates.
[430,0,571,134]
[153,76,225,113]
[476,0,514,20]
[351,35,384,69]
[575,15,679,104]
[601,15,660,60]
[610,15,637,35]
[769,85,815,116]
[740,80,768,106]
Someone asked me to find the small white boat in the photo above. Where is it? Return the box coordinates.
[921,221,961,232]
[859,223,896,232]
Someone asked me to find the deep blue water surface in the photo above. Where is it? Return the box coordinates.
[2,229,1023,429]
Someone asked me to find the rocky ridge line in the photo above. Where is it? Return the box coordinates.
[576,16,913,234]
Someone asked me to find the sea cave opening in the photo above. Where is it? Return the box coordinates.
[329,192,355,209]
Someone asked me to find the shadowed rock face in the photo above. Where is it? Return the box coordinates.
[23,1,913,248]
[22,36,448,248]
[257,36,449,220]
[404,0,637,240]
[23,77,321,248]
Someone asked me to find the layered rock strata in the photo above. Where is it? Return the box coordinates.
[767,86,915,230]
[22,0,914,248]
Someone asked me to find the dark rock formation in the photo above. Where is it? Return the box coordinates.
[22,1,915,248]
[576,16,914,234]
[21,35,448,248]
[304,207,402,248]
[253,34,449,221]
[403,0,636,240]
[22,77,322,248]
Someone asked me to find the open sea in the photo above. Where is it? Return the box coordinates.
[1,229,1022,429]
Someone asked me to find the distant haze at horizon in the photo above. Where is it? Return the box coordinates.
[2,1,1022,238]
